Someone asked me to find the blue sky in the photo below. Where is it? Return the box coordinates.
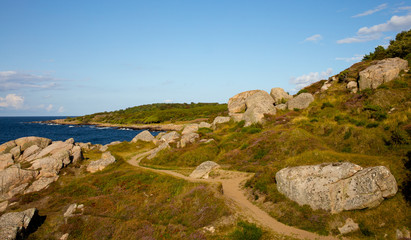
[0,0,410,116]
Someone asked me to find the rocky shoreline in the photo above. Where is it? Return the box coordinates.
[36,119,185,132]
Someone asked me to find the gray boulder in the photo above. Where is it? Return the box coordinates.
[275,162,397,213]
[14,136,51,151]
[131,130,155,143]
[275,103,287,111]
[179,133,199,148]
[189,161,220,179]
[359,57,408,90]
[33,141,73,161]
[228,90,276,126]
[338,218,359,235]
[198,122,212,129]
[346,81,358,93]
[87,152,116,173]
[0,208,39,240]
[270,88,292,104]
[71,146,83,164]
[24,176,58,194]
[212,116,231,129]
[182,124,199,135]
[160,131,180,144]
[287,93,314,110]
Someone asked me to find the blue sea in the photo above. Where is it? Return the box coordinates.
[0,116,161,145]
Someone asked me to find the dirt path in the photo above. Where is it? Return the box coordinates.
[128,151,338,240]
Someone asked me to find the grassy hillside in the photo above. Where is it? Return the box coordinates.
[142,30,411,239]
[66,102,228,124]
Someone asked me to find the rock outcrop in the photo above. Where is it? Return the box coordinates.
[211,116,231,129]
[159,131,180,144]
[346,81,358,93]
[270,88,292,104]
[338,218,359,235]
[359,57,408,90]
[275,162,397,213]
[0,208,40,240]
[0,165,38,201]
[198,122,212,129]
[182,124,199,135]
[287,93,314,110]
[228,90,276,126]
[189,161,220,179]
[131,130,155,143]
[87,152,116,173]
[179,133,199,148]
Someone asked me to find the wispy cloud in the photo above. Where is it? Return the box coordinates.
[0,70,61,91]
[337,14,411,44]
[58,106,65,113]
[0,94,25,109]
[335,54,364,62]
[352,4,388,18]
[290,68,333,91]
[304,34,323,43]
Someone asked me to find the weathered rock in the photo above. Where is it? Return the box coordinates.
[228,90,261,113]
[0,165,38,201]
[160,131,180,144]
[99,145,109,152]
[242,91,276,126]
[338,218,359,235]
[64,203,84,218]
[0,208,39,240]
[87,152,116,173]
[359,57,408,90]
[147,142,170,160]
[65,138,75,144]
[198,122,212,129]
[25,176,58,194]
[287,93,314,110]
[0,153,14,170]
[346,81,358,93]
[131,130,155,143]
[60,233,69,240]
[71,146,83,164]
[9,146,21,160]
[21,145,41,161]
[34,141,73,160]
[275,103,287,111]
[77,142,92,151]
[189,161,220,179]
[275,162,398,213]
[15,137,51,151]
[228,90,276,126]
[179,133,199,148]
[320,81,333,92]
[0,141,17,153]
[0,201,8,212]
[30,156,64,178]
[211,116,231,129]
[270,88,292,104]
[182,124,199,135]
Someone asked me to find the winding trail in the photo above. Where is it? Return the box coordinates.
[128,150,338,240]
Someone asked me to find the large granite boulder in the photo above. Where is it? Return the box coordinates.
[14,137,52,151]
[275,162,397,213]
[198,122,212,129]
[87,152,116,173]
[228,90,276,126]
[189,161,220,179]
[182,124,199,135]
[359,57,408,90]
[179,133,199,148]
[0,141,17,153]
[160,131,180,144]
[0,208,40,240]
[287,93,314,110]
[270,88,292,104]
[0,165,38,201]
[211,116,231,129]
[131,130,155,143]
[0,153,14,170]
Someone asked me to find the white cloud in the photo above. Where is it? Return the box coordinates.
[289,68,333,90]
[335,54,364,62]
[0,70,60,91]
[46,104,53,112]
[58,106,65,113]
[304,34,323,43]
[164,99,173,103]
[0,94,25,109]
[352,4,387,18]
[337,14,411,44]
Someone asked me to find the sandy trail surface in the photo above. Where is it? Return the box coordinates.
[128,151,338,240]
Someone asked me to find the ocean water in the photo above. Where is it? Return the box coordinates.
[0,116,161,145]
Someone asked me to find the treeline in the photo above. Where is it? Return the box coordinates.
[363,29,411,61]
[68,102,228,124]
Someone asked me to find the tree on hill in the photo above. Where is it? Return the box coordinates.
[363,29,411,61]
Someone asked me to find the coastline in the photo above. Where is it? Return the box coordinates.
[37,119,185,132]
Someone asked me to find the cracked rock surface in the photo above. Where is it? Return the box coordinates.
[275,162,397,213]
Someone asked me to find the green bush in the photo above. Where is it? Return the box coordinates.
[229,221,263,240]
